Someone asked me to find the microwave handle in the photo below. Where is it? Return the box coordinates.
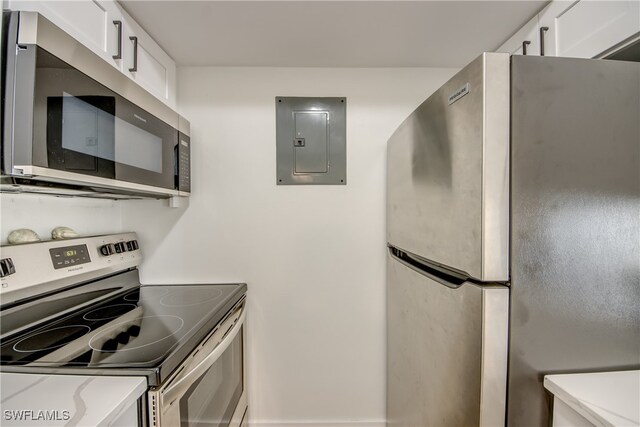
[160,304,246,407]
[129,36,138,72]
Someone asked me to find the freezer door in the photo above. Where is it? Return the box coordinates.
[387,53,509,281]
[386,249,509,427]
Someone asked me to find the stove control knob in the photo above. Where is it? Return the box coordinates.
[126,240,139,251]
[114,242,126,253]
[0,258,15,277]
[100,244,115,256]
[116,332,130,345]
[101,339,119,352]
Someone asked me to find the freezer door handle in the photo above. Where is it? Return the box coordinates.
[388,246,467,289]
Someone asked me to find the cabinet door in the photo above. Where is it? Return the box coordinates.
[497,14,540,56]
[535,1,572,56]
[538,0,640,58]
[121,8,177,109]
[6,0,123,70]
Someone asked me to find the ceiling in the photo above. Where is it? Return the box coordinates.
[119,1,548,68]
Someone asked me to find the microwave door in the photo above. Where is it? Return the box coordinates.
[33,47,175,191]
[386,53,510,282]
[46,95,116,178]
[113,101,176,191]
[30,47,176,191]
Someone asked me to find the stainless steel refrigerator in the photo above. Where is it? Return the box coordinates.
[386,53,639,427]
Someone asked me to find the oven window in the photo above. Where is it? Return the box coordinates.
[179,327,244,427]
[32,47,176,189]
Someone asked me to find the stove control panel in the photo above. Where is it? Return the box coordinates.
[0,233,142,306]
[0,258,15,277]
[99,240,138,256]
[49,244,90,269]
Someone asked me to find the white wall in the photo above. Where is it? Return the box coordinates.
[121,66,456,426]
[0,194,122,245]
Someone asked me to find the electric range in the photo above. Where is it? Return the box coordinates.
[0,233,248,426]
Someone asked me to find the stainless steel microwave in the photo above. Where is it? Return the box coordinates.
[1,11,190,199]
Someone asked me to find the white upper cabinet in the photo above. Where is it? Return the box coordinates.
[7,0,177,109]
[6,0,123,68]
[120,6,177,108]
[497,15,541,56]
[497,0,640,59]
[539,0,640,58]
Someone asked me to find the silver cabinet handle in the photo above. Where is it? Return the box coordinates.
[540,26,549,56]
[112,20,122,59]
[129,36,138,72]
[522,40,531,55]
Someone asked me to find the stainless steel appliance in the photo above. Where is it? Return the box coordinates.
[1,11,191,199]
[386,53,640,426]
[0,233,247,426]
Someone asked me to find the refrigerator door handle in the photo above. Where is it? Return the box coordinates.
[388,246,466,289]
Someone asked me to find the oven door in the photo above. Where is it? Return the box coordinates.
[150,301,247,427]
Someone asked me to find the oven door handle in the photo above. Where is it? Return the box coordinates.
[161,305,246,407]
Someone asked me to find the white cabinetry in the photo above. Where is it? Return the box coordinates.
[7,0,177,109]
[497,0,640,59]
[539,0,640,58]
[498,15,541,56]
[6,0,123,69]
[120,7,177,108]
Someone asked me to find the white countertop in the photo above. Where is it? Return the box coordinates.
[544,370,640,427]
[0,373,147,426]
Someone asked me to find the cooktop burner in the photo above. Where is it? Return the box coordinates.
[83,304,138,321]
[160,288,223,307]
[122,287,168,302]
[13,325,91,353]
[122,290,141,302]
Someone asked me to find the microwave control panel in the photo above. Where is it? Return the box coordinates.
[177,133,191,193]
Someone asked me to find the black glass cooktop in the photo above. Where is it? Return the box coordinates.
[0,277,245,378]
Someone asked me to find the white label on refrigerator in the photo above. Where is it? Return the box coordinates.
[448,83,470,105]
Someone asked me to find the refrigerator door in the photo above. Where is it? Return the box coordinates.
[387,248,509,427]
[508,56,640,427]
[387,53,510,282]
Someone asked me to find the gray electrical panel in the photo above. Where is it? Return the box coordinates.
[276,97,346,185]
